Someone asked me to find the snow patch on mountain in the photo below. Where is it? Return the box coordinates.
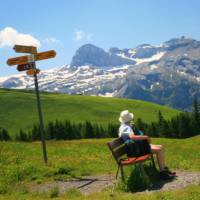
[196,77,200,82]
[116,52,135,61]
[116,51,165,65]
[0,64,131,95]
[107,65,130,72]
[133,51,165,65]
[154,43,169,48]
[150,82,160,90]
[150,64,159,70]
[98,91,116,97]
[128,49,136,55]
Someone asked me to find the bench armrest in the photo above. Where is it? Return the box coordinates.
[129,135,151,143]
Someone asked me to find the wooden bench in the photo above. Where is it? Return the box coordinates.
[107,137,156,181]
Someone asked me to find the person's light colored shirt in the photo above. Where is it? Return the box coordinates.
[118,123,134,141]
[119,123,150,143]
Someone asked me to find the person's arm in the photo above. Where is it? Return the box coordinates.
[129,134,151,143]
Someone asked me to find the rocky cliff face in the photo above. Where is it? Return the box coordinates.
[70,44,135,67]
[115,37,200,109]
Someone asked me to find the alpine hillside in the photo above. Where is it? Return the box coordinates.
[1,36,200,110]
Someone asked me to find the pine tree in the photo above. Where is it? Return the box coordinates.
[31,124,40,141]
[192,98,200,134]
[157,111,169,137]
[135,118,145,131]
[99,125,106,138]
[147,122,158,137]
[169,117,179,138]
[0,128,11,141]
[80,122,86,139]
[46,121,55,139]
[54,120,61,140]
[85,121,94,138]
[76,123,83,139]
[64,120,73,139]
[73,122,81,139]
[57,120,65,140]
[17,129,29,141]
[177,112,191,138]
[92,123,99,138]
[107,123,117,138]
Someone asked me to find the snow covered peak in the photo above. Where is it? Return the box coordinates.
[70,44,135,67]
[0,64,131,95]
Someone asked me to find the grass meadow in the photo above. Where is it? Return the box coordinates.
[0,89,198,199]
[0,89,179,136]
[0,135,199,199]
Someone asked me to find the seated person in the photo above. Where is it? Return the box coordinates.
[118,110,176,180]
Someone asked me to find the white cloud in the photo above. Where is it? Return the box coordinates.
[43,37,60,44]
[0,27,41,48]
[74,30,93,42]
[75,31,84,41]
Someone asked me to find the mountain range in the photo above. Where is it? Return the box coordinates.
[1,36,200,110]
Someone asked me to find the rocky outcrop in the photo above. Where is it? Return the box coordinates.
[70,44,135,67]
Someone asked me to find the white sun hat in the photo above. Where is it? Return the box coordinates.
[119,110,134,123]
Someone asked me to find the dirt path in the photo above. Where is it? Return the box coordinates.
[31,174,116,195]
[145,171,200,192]
[30,171,200,195]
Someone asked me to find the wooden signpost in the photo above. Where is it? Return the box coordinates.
[35,50,56,61]
[7,45,57,164]
[7,50,56,66]
[26,68,40,76]
[7,55,30,66]
[13,45,37,54]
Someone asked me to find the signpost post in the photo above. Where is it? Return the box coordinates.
[7,45,56,165]
[32,61,48,164]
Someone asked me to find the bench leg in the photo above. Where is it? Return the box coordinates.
[111,164,124,195]
[110,164,124,196]
[150,153,157,171]
[116,164,125,180]
[135,163,142,177]
[116,164,120,179]
[120,165,125,181]
[139,163,149,180]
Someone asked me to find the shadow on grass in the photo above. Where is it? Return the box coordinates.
[117,164,175,193]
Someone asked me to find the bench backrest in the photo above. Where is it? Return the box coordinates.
[107,137,127,164]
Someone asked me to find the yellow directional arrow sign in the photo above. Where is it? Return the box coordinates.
[26,68,40,76]
[34,50,56,61]
[13,45,37,54]
[7,50,56,66]
[7,55,29,66]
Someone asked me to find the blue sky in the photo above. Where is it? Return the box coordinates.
[1,0,200,77]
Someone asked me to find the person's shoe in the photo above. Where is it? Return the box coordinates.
[159,171,175,180]
[164,166,176,175]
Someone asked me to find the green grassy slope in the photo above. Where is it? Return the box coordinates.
[0,89,179,135]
